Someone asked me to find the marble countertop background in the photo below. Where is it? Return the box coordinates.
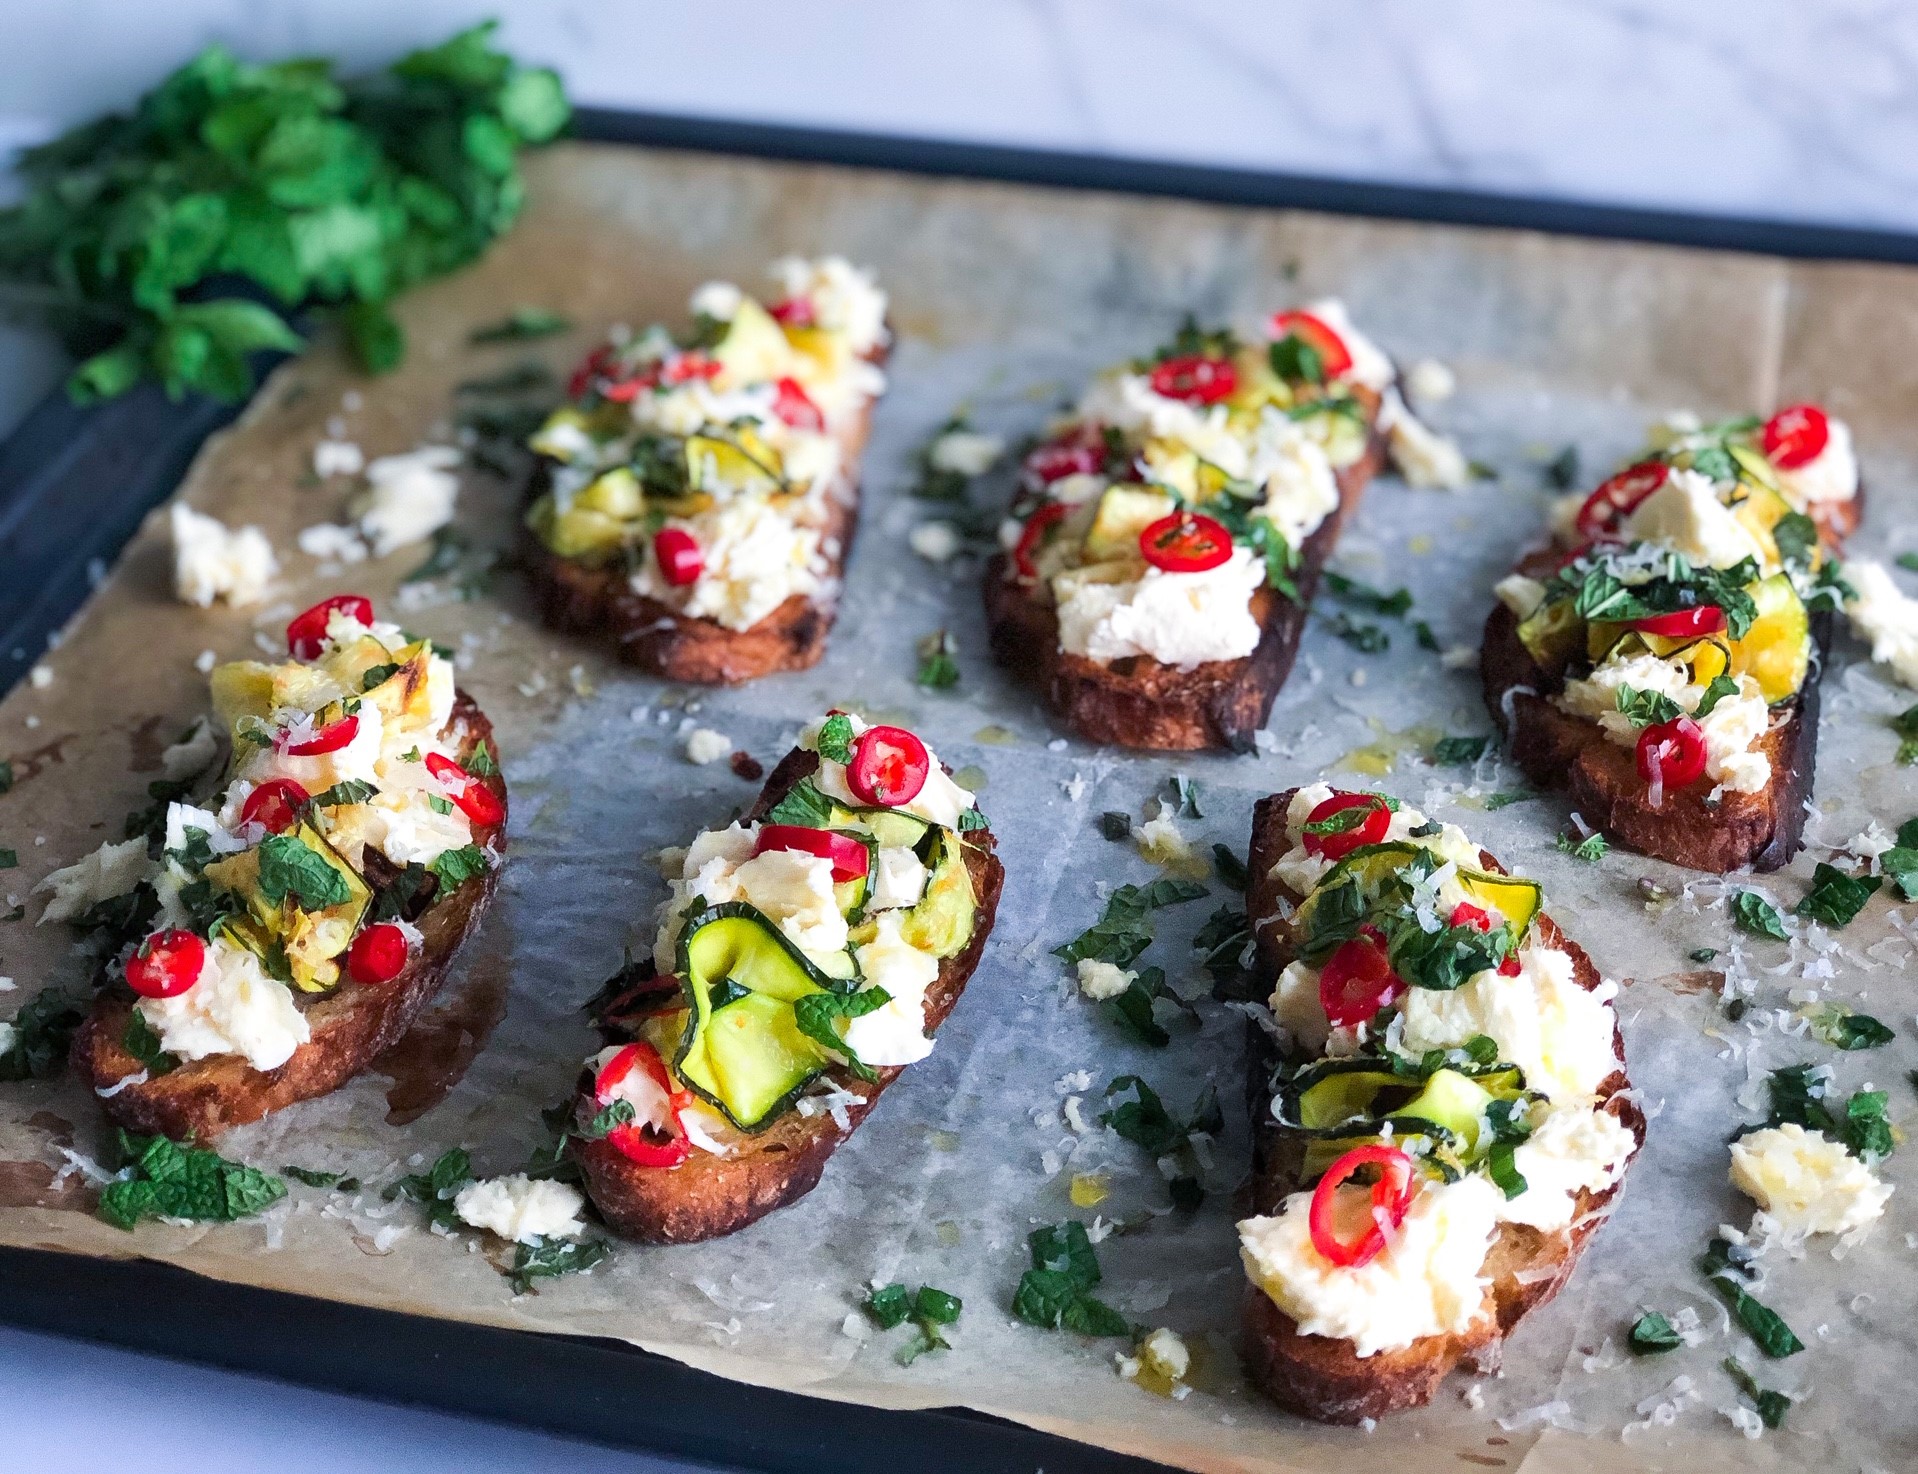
[3,5,1914,1470]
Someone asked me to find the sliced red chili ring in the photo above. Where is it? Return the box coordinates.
[1148,353,1237,405]
[1449,902,1520,976]
[1636,716,1708,790]
[1630,606,1726,639]
[1012,501,1069,580]
[1268,310,1355,379]
[424,751,505,826]
[568,345,618,400]
[1307,1144,1416,1268]
[1139,511,1233,574]
[1574,461,1669,541]
[598,1041,695,1169]
[126,928,206,999]
[654,527,704,586]
[847,725,930,808]
[661,352,721,385]
[1300,792,1392,861]
[283,713,359,757]
[753,824,870,883]
[1317,927,1404,1028]
[1761,403,1830,470]
[1026,425,1108,484]
[768,296,816,328]
[772,376,824,431]
[286,595,373,660]
[346,922,411,985]
[239,778,311,835]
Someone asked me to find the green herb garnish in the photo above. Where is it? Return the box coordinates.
[1432,735,1489,765]
[815,714,856,765]
[383,1147,474,1230]
[1052,878,1208,968]
[470,307,571,343]
[1796,862,1881,928]
[0,989,84,1082]
[1733,890,1789,941]
[1628,1310,1682,1354]
[256,833,352,910]
[1012,1221,1130,1338]
[1722,1356,1791,1430]
[914,630,960,691]
[98,1131,285,1230]
[1701,1237,1804,1358]
[509,1236,611,1295]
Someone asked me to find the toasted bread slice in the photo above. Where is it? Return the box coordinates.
[1238,790,1643,1424]
[1481,546,1831,873]
[572,749,1004,1244]
[70,695,507,1142]
[984,422,1387,752]
[519,358,885,687]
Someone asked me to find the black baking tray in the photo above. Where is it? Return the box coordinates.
[3,105,1915,1469]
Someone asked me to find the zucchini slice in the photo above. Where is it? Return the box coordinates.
[1297,841,1541,947]
[672,901,845,1130]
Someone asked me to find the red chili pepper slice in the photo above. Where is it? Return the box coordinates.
[1268,310,1355,379]
[1308,1144,1416,1268]
[1636,716,1708,790]
[1139,511,1234,574]
[1148,354,1238,405]
[568,345,617,400]
[239,778,311,835]
[1630,606,1726,639]
[768,296,816,329]
[346,922,411,985]
[661,351,721,385]
[283,713,359,757]
[126,929,206,999]
[1317,927,1404,1028]
[286,595,374,660]
[847,725,930,808]
[424,751,505,826]
[1012,501,1069,580]
[654,527,704,586]
[1449,902,1521,976]
[753,824,870,883]
[1300,792,1392,861]
[1574,461,1669,541]
[772,376,824,431]
[1761,403,1830,470]
[598,1041,695,1169]
[1026,425,1109,484]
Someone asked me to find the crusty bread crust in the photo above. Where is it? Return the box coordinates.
[1480,545,1833,873]
[1238,790,1643,1424]
[573,749,1004,1244]
[518,354,886,687]
[985,411,1386,753]
[70,695,507,1142]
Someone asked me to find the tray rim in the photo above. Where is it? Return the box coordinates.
[3,103,1910,1472]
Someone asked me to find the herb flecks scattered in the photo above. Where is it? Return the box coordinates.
[1011,1221,1130,1338]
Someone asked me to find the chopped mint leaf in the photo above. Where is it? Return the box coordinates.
[1733,890,1789,941]
[766,780,835,828]
[0,989,83,1082]
[1098,811,1132,841]
[1628,1310,1682,1354]
[1432,735,1489,765]
[470,308,571,344]
[864,1282,913,1329]
[1812,1009,1893,1051]
[1324,571,1413,617]
[509,1236,610,1294]
[1557,830,1608,862]
[121,1011,179,1077]
[792,987,891,1083]
[384,1148,474,1230]
[282,1166,345,1188]
[465,740,499,778]
[1795,862,1881,929]
[1053,879,1208,968]
[1692,673,1741,720]
[1689,947,1719,963]
[1615,684,1683,729]
[1894,705,1918,765]
[0,849,15,870]
[1544,444,1580,489]
[1324,611,1389,652]
[256,833,352,911]
[429,844,490,893]
[1193,905,1252,985]
[1484,790,1535,810]
[816,713,856,765]
[1723,1356,1791,1429]
[308,779,376,810]
[955,807,988,833]
[361,662,402,691]
[914,630,961,690]
[427,794,454,816]
[1167,775,1202,818]
[1012,1221,1130,1338]
[1701,1237,1804,1358]
[98,1131,285,1230]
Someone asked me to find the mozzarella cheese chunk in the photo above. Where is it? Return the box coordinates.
[1494,573,1547,620]
[453,1173,588,1244]
[1270,959,1330,1054]
[1498,1106,1638,1230]
[771,255,890,357]
[1730,1122,1892,1239]
[1077,959,1136,1002]
[136,936,310,1071]
[1247,414,1340,546]
[633,494,825,632]
[1774,416,1858,507]
[843,912,939,1067]
[1238,1175,1501,1358]
[1054,546,1265,670]
[169,504,278,608]
[1382,387,1471,490]
[928,428,1004,476]
[1398,942,1620,1108]
[869,846,928,911]
[1845,559,1918,691]
[35,838,154,925]
[683,728,733,765]
[1621,470,1763,570]
[354,446,461,556]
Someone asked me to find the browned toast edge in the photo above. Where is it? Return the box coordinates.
[69,694,508,1142]
[984,423,1387,753]
[573,748,1004,1244]
[1237,789,1644,1424]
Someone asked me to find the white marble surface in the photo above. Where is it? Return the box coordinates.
[1,5,1914,1468]
[4,0,1918,435]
